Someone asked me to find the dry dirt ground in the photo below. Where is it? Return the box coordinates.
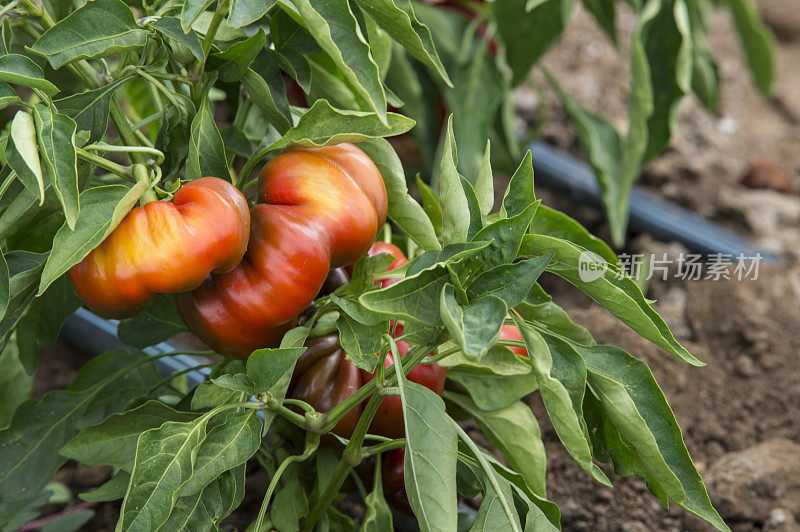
[509,1,800,530]
[31,1,800,530]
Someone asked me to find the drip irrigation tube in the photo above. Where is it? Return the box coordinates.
[529,142,779,262]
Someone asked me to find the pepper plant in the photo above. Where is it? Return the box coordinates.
[0,0,731,530]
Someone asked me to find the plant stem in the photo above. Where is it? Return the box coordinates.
[360,438,406,459]
[302,390,385,530]
[147,363,215,394]
[76,148,134,181]
[110,101,147,164]
[454,422,522,532]
[253,432,320,532]
[133,164,158,204]
[262,394,311,429]
[201,0,227,60]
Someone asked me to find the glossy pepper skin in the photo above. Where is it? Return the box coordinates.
[176,143,388,358]
[69,177,250,319]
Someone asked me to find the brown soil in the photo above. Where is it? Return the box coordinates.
[28,1,800,531]
[511,1,800,530]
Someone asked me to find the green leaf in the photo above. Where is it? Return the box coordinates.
[447,393,547,498]
[396,375,458,531]
[211,28,266,82]
[186,99,229,180]
[0,82,21,110]
[513,317,611,486]
[161,464,245,531]
[493,0,575,86]
[0,335,32,429]
[0,350,159,507]
[246,347,306,397]
[446,364,537,412]
[5,111,45,205]
[466,253,553,307]
[337,313,384,372]
[469,201,539,271]
[0,253,9,324]
[270,464,309,532]
[38,182,151,295]
[32,103,79,231]
[54,76,131,143]
[516,287,595,346]
[686,1,719,113]
[444,45,507,179]
[439,344,531,376]
[228,0,278,27]
[531,204,618,266]
[118,409,261,531]
[61,400,199,471]
[117,296,187,348]
[641,0,692,162]
[180,411,263,496]
[417,175,443,238]
[501,151,536,219]
[14,275,80,374]
[519,233,704,366]
[353,0,451,86]
[278,0,387,122]
[150,17,204,63]
[360,264,448,327]
[729,0,776,96]
[0,54,59,96]
[80,471,131,502]
[358,138,440,250]
[474,141,494,216]
[181,0,216,31]
[66,350,162,430]
[361,457,393,531]
[440,284,506,360]
[247,48,293,127]
[267,99,414,153]
[439,117,469,247]
[563,336,730,531]
[29,0,148,69]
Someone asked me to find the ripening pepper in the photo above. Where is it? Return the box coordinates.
[288,243,446,438]
[176,143,388,358]
[287,327,446,439]
[69,177,250,318]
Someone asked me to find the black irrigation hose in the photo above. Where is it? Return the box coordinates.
[529,142,780,262]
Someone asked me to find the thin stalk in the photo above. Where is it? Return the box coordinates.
[360,438,406,459]
[83,142,165,165]
[201,0,227,60]
[76,148,133,181]
[133,164,158,204]
[455,422,522,532]
[109,101,147,163]
[262,394,311,429]
[302,388,385,530]
[253,432,320,532]
[147,363,215,394]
